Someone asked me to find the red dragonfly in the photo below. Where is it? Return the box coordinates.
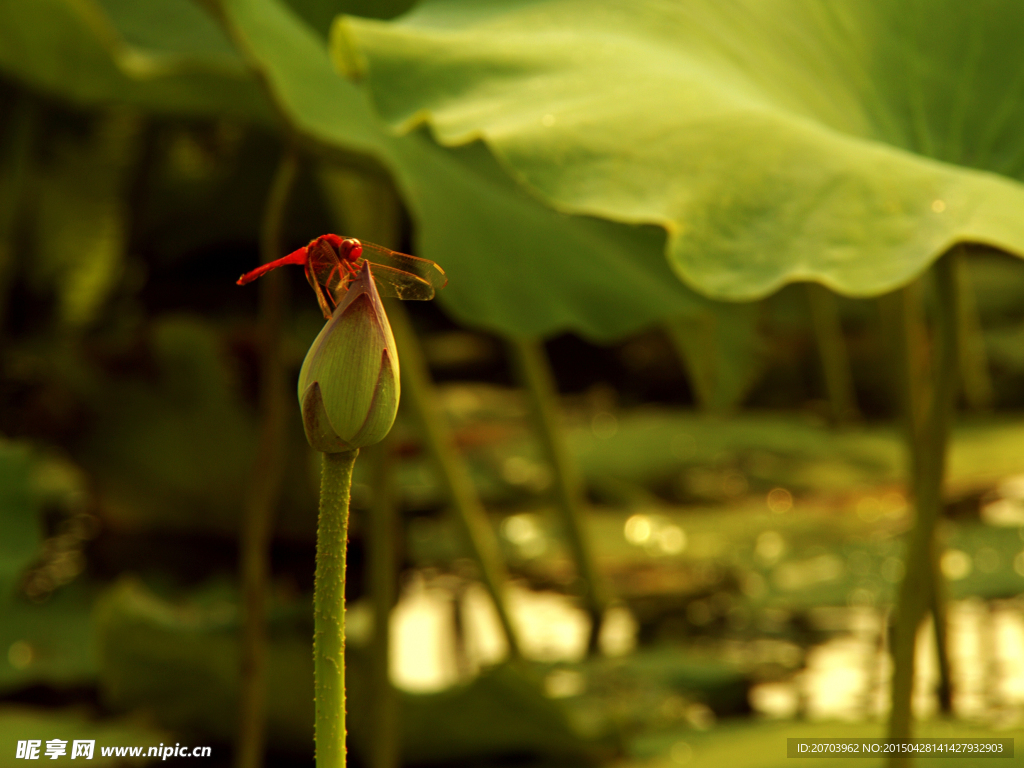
[237,234,447,319]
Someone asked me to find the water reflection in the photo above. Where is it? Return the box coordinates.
[379,572,1024,728]
[750,601,1024,722]
[385,573,638,692]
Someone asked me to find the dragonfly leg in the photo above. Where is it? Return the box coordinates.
[312,278,335,320]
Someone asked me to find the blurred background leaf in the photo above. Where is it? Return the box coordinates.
[94,577,608,764]
[0,442,41,602]
[0,705,167,768]
[30,110,139,329]
[0,0,271,120]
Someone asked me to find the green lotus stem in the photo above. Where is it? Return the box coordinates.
[953,253,993,411]
[315,448,359,768]
[507,336,608,653]
[806,283,860,423]
[886,250,959,764]
[387,300,522,659]
[367,442,399,768]
[236,148,298,768]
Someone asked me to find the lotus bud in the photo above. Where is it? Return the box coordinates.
[298,261,399,453]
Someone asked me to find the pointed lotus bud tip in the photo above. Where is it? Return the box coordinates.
[298,262,400,453]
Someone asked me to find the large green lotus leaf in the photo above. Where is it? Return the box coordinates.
[0,0,270,120]
[282,0,418,39]
[335,0,1024,300]
[394,141,716,339]
[213,0,384,156]
[215,0,711,340]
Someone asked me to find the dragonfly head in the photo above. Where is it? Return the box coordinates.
[338,238,363,262]
[319,234,363,262]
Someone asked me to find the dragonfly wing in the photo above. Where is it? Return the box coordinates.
[307,239,347,296]
[366,262,436,301]
[359,241,447,292]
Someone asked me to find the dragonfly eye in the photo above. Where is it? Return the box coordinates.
[340,238,363,261]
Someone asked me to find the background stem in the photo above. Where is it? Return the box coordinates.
[929,537,953,714]
[954,253,993,411]
[387,300,522,659]
[664,313,718,411]
[315,448,359,768]
[366,441,400,768]
[806,283,860,423]
[236,148,298,768]
[0,93,36,334]
[886,250,960,765]
[507,336,607,653]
